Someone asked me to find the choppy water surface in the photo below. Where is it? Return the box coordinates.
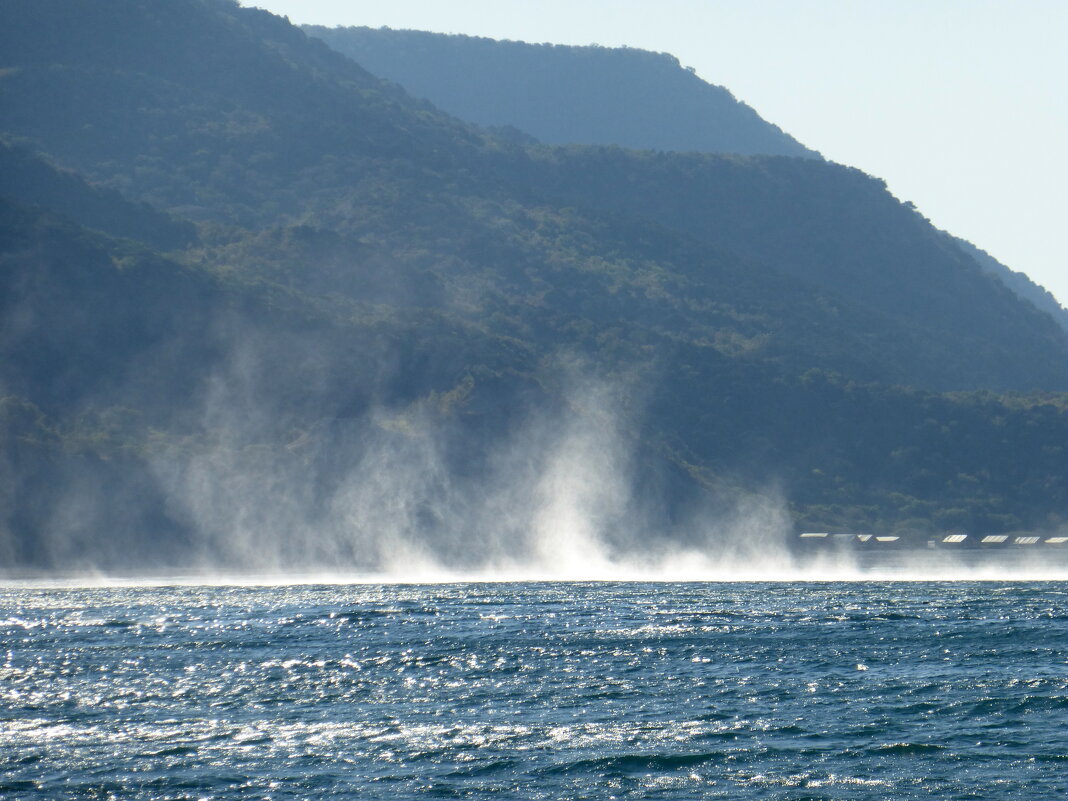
[2,581,1068,799]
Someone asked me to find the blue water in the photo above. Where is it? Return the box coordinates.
[2,581,1067,799]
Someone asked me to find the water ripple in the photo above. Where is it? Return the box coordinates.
[1,581,1067,799]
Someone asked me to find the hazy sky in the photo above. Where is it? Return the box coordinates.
[246,0,1067,307]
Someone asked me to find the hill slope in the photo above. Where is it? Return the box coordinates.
[305,25,818,159]
[952,236,1068,333]
[4,0,1064,392]
[307,25,1067,335]
[1,0,1067,569]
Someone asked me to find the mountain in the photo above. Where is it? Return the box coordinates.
[1,0,1067,570]
[0,141,195,249]
[307,26,1067,337]
[508,148,1068,391]
[5,0,1064,393]
[304,25,818,159]
[951,236,1068,333]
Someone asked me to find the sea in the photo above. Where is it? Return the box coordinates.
[2,579,1068,800]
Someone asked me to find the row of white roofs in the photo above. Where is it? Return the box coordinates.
[800,532,1068,546]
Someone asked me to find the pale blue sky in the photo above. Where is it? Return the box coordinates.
[246,0,1067,307]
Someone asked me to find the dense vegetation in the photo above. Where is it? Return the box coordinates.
[308,25,1068,335]
[1,0,1066,569]
[953,236,1068,333]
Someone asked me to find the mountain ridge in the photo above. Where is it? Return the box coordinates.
[304,24,819,159]
[306,24,1068,334]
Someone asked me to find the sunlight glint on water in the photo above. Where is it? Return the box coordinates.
[3,581,1068,799]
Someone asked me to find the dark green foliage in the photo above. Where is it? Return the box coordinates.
[0,141,194,249]
[513,148,1068,391]
[0,0,490,223]
[309,24,1066,345]
[953,236,1068,333]
[1,0,1066,567]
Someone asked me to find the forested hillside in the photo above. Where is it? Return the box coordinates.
[1,0,1066,570]
[304,26,817,158]
[952,237,1068,333]
[307,26,1068,335]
